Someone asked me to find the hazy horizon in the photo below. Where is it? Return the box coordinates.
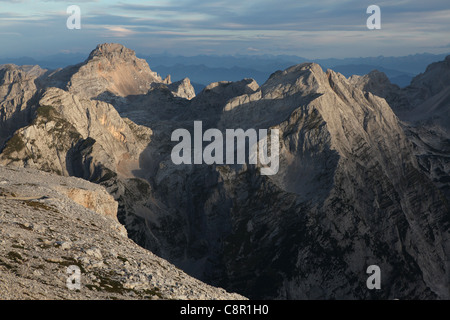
[1,48,449,61]
[1,44,448,89]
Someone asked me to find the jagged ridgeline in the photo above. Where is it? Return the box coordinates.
[0,43,449,299]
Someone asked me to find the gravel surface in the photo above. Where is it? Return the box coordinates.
[0,165,245,300]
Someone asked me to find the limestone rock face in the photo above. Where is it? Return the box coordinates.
[400,56,450,200]
[168,78,196,100]
[66,43,167,99]
[408,55,450,108]
[0,64,47,147]
[0,86,151,183]
[0,44,448,300]
[349,70,408,111]
[353,56,450,200]
[54,186,118,220]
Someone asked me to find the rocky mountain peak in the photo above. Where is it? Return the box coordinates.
[364,69,390,83]
[0,64,46,85]
[0,64,27,85]
[350,55,450,206]
[348,69,398,100]
[266,63,325,84]
[262,63,329,99]
[87,43,136,61]
[168,78,196,100]
[0,64,46,148]
[348,69,391,86]
[409,54,450,99]
[67,43,168,99]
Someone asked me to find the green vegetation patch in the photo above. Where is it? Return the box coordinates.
[130,178,150,194]
[34,104,82,144]
[44,256,86,274]
[36,105,56,120]
[0,258,17,271]
[85,269,164,299]
[7,251,25,263]
[2,134,25,157]
[23,200,59,213]
[0,187,16,198]
[117,255,128,264]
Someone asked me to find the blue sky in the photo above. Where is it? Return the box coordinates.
[0,0,449,58]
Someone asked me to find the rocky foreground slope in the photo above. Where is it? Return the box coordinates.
[0,43,448,300]
[0,165,244,299]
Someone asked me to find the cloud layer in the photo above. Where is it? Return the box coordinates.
[0,0,449,58]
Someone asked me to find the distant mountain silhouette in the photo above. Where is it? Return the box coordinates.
[2,52,447,89]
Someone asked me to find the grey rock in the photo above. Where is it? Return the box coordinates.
[0,165,245,300]
[0,64,46,148]
[168,78,196,100]
[352,57,450,200]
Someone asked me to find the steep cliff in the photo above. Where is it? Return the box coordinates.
[0,64,47,148]
[351,56,450,201]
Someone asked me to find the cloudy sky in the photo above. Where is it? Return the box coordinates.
[0,0,449,58]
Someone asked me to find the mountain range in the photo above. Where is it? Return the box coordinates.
[0,43,448,300]
[2,52,448,91]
